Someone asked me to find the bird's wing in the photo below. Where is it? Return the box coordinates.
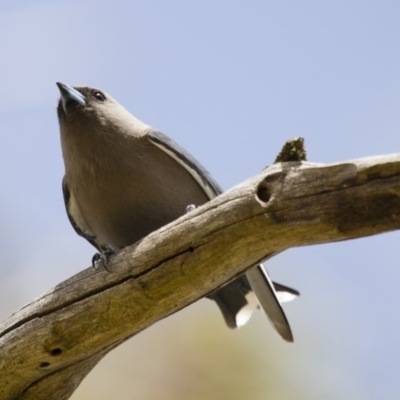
[148,129,294,340]
[148,130,224,197]
[62,178,108,253]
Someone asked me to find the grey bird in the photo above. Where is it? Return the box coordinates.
[56,82,299,341]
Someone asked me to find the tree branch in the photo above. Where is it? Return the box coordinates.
[2,145,400,399]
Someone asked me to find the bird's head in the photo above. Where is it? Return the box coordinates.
[56,82,149,136]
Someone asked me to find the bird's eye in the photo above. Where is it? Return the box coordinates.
[93,91,106,102]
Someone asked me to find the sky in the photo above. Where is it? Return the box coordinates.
[1,1,400,399]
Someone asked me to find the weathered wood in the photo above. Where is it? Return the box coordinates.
[1,151,400,399]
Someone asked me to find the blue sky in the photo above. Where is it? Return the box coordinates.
[1,1,400,399]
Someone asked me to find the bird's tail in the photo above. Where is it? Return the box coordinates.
[209,265,298,341]
[246,265,294,342]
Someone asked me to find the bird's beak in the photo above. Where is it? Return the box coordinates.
[56,82,86,114]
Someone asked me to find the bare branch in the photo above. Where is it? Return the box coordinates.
[1,150,400,399]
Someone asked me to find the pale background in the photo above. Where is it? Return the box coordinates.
[1,1,400,399]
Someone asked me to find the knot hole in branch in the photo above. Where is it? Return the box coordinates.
[256,180,271,204]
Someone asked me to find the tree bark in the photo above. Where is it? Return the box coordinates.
[1,148,400,399]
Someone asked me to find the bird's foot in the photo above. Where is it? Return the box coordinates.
[92,248,115,272]
[185,204,197,214]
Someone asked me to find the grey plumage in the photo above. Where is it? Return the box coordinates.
[56,82,299,341]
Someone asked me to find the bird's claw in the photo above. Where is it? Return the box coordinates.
[185,204,197,214]
[92,248,114,272]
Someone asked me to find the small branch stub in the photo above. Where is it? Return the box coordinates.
[274,137,307,163]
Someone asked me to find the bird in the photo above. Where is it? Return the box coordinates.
[56,82,299,341]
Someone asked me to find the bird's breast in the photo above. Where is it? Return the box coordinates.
[67,142,209,249]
